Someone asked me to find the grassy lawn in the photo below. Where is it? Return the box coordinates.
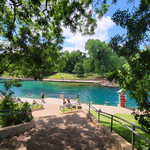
[90,110,150,149]
[1,72,101,80]
[44,73,100,80]
[30,104,41,109]
[61,107,78,112]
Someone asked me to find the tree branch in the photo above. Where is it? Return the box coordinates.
[42,0,48,14]
[0,60,13,75]
[134,54,150,72]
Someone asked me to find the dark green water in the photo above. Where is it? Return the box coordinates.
[0,80,137,108]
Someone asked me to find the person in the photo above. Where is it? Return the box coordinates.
[77,95,79,102]
[63,99,66,106]
[105,101,108,105]
[67,97,70,103]
[33,100,38,105]
[28,93,31,97]
[41,92,45,103]
[91,100,93,104]
[67,97,71,108]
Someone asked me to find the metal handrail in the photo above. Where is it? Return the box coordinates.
[82,100,150,150]
[0,108,31,112]
[0,108,32,122]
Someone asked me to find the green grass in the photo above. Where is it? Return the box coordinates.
[90,111,150,149]
[2,72,101,80]
[30,104,41,109]
[44,73,100,80]
[61,107,78,112]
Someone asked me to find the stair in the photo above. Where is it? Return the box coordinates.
[0,112,118,150]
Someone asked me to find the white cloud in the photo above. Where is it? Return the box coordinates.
[62,16,115,53]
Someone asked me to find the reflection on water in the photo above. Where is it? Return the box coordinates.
[0,80,137,108]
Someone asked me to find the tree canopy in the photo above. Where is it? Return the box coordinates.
[0,0,100,79]
[73,62,84,77]
[85,39,126,75]
[105,0,150,131]
[62,50,86,73]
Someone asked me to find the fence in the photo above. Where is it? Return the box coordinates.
[0,108,32,124]
[87,103,150,150]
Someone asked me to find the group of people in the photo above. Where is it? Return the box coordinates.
[63,97,71,107]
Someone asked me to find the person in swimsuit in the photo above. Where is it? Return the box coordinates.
[41,92,45,103]
[63,99,66,106]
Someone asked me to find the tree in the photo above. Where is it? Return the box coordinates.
[105,0,150,131]
[83,59,90,74]
[0,79,32,127]
[73,62,84,77]
[63,50,86,73]
[85,39,113,75]
[0,0,98,79]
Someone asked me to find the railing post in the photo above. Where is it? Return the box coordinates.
[98,111,100,122]
[30,108,32,117]
[25,109,27,123]
[111,115,113,132]
[89,104,90,114]
[132,126,135,150]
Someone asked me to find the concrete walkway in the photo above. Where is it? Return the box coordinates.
[0,98,134,150]
[0,102,121,150]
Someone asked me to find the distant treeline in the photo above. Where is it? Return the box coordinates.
[62,39,127,76]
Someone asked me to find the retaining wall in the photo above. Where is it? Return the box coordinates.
[0,119,36,139]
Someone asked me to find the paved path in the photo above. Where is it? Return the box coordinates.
[81,104,133,115]
[0,103,119,150]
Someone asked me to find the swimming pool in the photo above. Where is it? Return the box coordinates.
[0,80,137,108]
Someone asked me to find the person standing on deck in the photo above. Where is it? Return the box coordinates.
[41,92,45,103]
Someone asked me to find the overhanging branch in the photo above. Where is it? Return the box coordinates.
[42,0,48,14]
[0,60,13,75]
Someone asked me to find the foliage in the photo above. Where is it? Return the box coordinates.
[105,0,150,131]
[62,50,86,73]
[85,39,126,75]
[73,62,84,77]
[0,80,32,127]
[0,0,99,79]
[83,59,91,74]
[90,110,150,149]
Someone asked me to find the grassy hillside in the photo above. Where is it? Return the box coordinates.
[1,72,102,80]
[44,73,100,80]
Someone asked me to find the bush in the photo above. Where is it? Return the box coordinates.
[0,80,33,127]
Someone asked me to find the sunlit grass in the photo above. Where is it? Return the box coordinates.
[2,72,101,80]
[90,110,150,149]
[44,73,100,79]
[30,104,41,109]
[61,107,78,112]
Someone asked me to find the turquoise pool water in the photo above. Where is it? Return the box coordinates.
[0,80,137,108]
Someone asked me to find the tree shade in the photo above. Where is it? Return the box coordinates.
[0,0,99,79]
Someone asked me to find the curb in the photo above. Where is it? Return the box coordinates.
[31,104,43,111]
[0,119,36,139]
[59,109,83,114]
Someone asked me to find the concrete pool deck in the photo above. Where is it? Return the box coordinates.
[0,77,119,87]
[0,97,133,149]
[20,97,134,117]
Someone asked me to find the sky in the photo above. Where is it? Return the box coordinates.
[62,0,140,53]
